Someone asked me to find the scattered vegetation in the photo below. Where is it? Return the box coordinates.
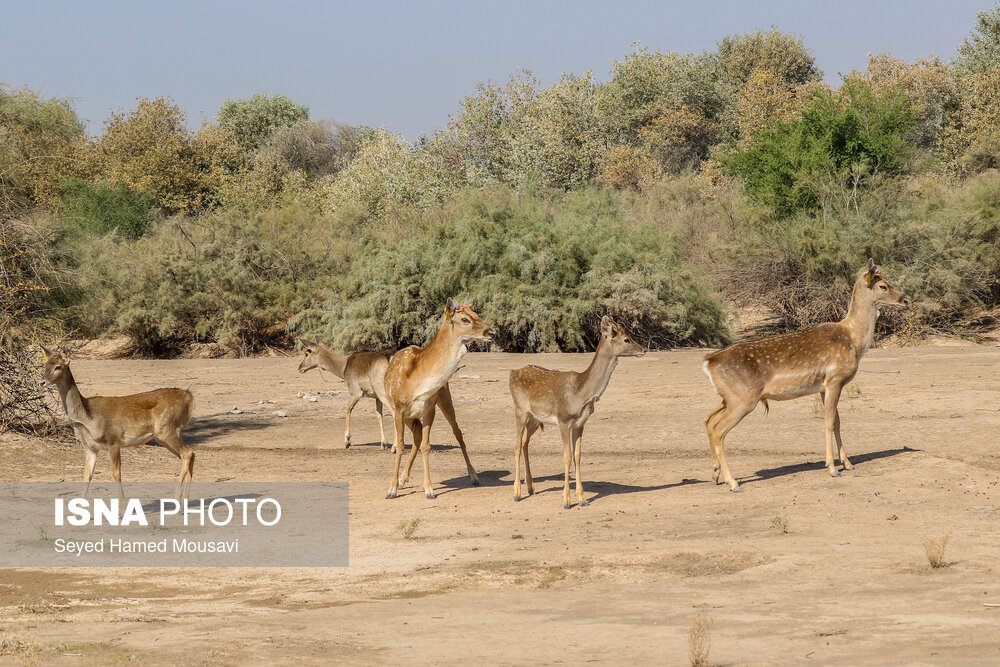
[770,516,790,534]
[688,611,713,667]
[922,535,950,568]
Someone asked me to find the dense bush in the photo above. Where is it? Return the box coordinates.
[59,178,155,240]
[298,186,732,352]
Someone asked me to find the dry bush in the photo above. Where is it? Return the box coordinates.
[688,611,713,667]
[922,535,950,569]
[0,343,59,435]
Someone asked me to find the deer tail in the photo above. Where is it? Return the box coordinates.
[761,398,769,416]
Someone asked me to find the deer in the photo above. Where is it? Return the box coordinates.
[296,335,479,454]
[702,259,908,492]
[40,345,195,503]
[384,298,495,500]
[509,316,644,509]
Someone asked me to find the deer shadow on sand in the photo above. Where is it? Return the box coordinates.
[735,446,919,488]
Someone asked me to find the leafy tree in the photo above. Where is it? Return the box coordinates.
[953,3,1000,81]
[0,86,85,214]
[723,80,916,216]
[84,97,213,213]
[939,65,1000,173]
[715,28,822,89]
[216,93,310,152]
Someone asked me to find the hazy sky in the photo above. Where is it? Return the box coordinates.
[1,1,993,140]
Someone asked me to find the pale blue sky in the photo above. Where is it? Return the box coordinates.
[1,1,993,140]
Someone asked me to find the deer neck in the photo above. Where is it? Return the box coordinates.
[574,338,618,405]
[412,320,468,397]
[55,368,90,424]
[841,281,879,357]
[316,348,349,379]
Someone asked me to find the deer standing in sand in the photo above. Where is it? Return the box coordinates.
[40,346,195,502]
[509,316,644,508]
[702,259,908,492]
[297,335,479,453]
[384,298,495,500]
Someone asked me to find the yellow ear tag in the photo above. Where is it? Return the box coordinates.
[865,272,874,286]
[43,352,48,361]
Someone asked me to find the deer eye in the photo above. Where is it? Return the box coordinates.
[461,317,470,324]
[623,337,631,343]
[879,284,888,290]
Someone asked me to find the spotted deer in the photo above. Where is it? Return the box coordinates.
[702,259,908,492]
[509,316,644,508]
[40,346,195,502]
[297,335,478,453]
[384,298,495,500]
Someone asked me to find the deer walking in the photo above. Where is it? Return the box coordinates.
[509,316,644,508]
[40,346,195,502]
[702,259,908,492]
[297,336,477,453]
[384,298,494,500]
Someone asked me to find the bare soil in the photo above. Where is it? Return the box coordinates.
[2,346,999,665]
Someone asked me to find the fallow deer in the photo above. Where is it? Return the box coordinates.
[296,335,479,454]
[702,259,908,492]
[40,346,195,502]
[384,298,495,500]
[509,316,644,508]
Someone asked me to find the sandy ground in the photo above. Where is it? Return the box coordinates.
[1,346,1000,665]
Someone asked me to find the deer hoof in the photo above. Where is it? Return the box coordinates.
[470,477,480,487]
[425,491,436,500]
[563,503,572,510]
[579,499,590,507]
[730,486,743,493]
[830,469,842,478]
[513,495,521,502]
[843,462,854,470]
[391,446,398,454]
[399,475,409,486]
[385,490,397,499]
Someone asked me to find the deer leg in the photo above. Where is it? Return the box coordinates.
[157,430,195,504]
[374,398,388,450]
[821,385,844,477]
[513,417,526,501]
[573,425,588,506]
[559,422,573,509]
[705,403,725,483]
[399,419,422,487]
[522,427,535,496]
[436,385,479,486]
[82,447,98,498]
[834,410,852,470]
[708,402,755,492]
[109,444,124,503]
[418,422,435,500]
[386,411,406,499]
[344,394,361,449]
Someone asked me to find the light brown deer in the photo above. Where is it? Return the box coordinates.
[40,346,195,502]
[296,335,478,454]
[702,259,908,492]
[297,337,393,449]
[509,316,644,508]
[384,298,495,500]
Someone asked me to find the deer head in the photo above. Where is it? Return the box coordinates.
[297,334,329,373]
[600,316,645,357]
[40,345,71,386]
[444,297,495,344]
[860,259,908,310]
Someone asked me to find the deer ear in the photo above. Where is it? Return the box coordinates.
[40,345,53,361]
[600,316,614,336]
[446,297,454,315]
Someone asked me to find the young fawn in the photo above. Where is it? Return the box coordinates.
[509,316,644,508]
[41,346,195,502]
[702,259,908,492]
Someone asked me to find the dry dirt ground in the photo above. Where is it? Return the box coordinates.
[1,346,999,665]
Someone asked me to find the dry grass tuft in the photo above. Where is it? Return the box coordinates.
[922,535,950,569]
[689,611,713,667]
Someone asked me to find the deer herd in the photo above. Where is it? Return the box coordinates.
[40,260,910,508]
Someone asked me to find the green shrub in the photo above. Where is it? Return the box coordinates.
[59,178,155,240]
[299,185,731,352]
